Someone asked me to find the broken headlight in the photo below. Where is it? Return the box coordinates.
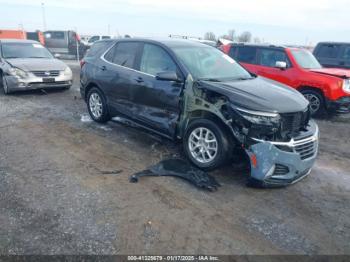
[8,67,28,79]
[234,107,281,126]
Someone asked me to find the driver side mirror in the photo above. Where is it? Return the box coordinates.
[275,61,287,70]
[155,71,181,82]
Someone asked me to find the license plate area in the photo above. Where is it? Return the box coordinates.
[42,77,55,83]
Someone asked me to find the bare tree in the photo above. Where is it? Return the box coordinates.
[238,31,252,43]
[253,37,261,44]
[228,29,235,41]
[204,32,216,41]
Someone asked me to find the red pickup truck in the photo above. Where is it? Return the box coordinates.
[222,44,350,116]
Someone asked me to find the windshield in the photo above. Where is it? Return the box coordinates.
[172,45,253,81]
[2,43,53,59]
[291,49,322,69]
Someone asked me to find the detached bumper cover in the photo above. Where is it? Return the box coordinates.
[327,96,350,114]
[5,74,72,92]
[246,120,319,186]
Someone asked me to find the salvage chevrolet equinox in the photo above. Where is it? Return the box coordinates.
[80,39,319,186]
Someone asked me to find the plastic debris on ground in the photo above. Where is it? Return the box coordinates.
[129,159,221,191]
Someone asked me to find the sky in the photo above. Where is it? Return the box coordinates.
[0,0,349,45]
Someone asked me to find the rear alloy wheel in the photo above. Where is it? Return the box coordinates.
[301,90,324,116]
[183,119,230,171]
[87,87,110,123]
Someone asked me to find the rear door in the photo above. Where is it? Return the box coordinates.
[253,48,296,87]
[313,43,342,68]
[131,43,183,137]
[98,41,142,117]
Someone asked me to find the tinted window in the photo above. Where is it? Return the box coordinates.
[104,45,115,62]
[340,45,350,61]
[229,46,237,59]
[237,47,257,64]
[140,44,177,75]
[85,41,113,58]
[316,44,341,58]
[104,42,139,69]
[259,49,289,67]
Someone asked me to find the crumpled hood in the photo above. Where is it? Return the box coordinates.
[309,68,350,79]
[198,77,309,113]
[5,58,67,72]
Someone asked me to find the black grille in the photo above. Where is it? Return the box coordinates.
[32,70,60,77]
[280,109,310,135]
[273,164,289,176]
[295,140,315,160]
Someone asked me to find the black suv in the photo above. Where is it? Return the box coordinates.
[313,42,350,69]
[80,39,319,186]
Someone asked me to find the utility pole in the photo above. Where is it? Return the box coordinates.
[41,3,47,31]
[75,27,80,62]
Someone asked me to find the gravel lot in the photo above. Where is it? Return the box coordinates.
[0,60,349,255]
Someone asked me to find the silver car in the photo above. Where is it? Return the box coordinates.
[0,39,73,94]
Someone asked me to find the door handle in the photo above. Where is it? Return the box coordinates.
[134,77,144,83]
[100,65,107,71]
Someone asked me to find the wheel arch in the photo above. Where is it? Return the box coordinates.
[84,82,106,102]
[180,109,237,146]
[297,85,326,99]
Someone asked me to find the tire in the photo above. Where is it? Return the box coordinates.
[0,72,9,95]
[183,119,230,171]
[87,87,110,123]
[301,89,325,116]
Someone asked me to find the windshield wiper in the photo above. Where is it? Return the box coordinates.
[235,76,255,81]
[198,78,222,82]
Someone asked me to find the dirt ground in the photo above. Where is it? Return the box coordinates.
[0,61,349,255]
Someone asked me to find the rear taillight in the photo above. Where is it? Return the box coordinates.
[80,59,86,68]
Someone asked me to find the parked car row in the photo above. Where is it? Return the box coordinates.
[80,38,320,187]
[221,43,350,115]
[1,36,349,187]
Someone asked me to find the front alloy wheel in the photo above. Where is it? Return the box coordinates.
[304,93,320,114]
[184,119,230,171]
[188,127,218,164]
[301,90,325,116]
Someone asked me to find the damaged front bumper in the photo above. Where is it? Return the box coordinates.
[245,120,319,187]
[4,74,72,93]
